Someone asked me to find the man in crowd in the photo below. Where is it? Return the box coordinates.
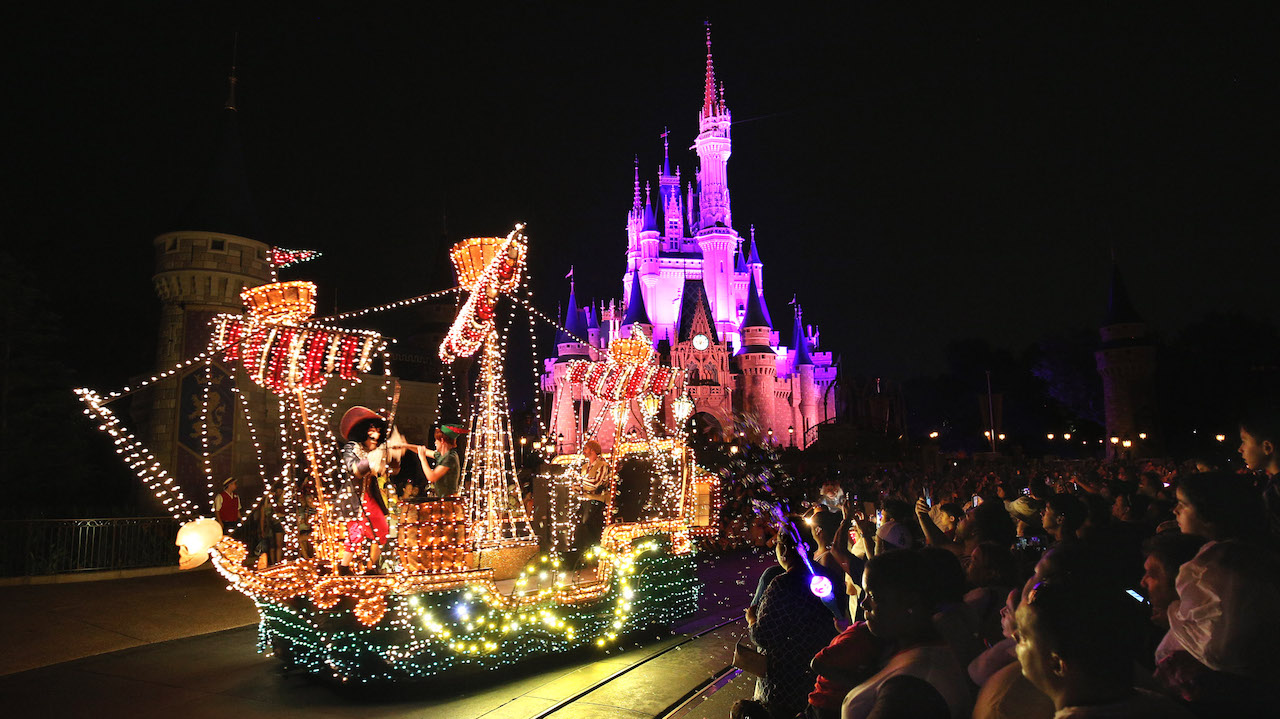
[1015,580,1194,717]
[1238,409,1280,539]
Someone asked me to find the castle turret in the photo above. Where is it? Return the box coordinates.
[555,281,590,360]
[658,130,685,240]
[746,225,763,293]
[552,281,591,454]
[626,158,643,266]
[150,67,273,499]
[586,303,601,348]
[735,272,776,425]
[1094,262,1157,457]
[693,24,739,345]
[695,25,732,230]
[789,303,818,447]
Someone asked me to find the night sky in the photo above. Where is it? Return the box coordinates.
[11,2,1279,392]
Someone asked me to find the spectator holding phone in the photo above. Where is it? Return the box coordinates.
[915,496,1015,573]
[1004,477,1048,528]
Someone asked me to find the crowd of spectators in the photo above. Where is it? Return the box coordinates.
[729,414,1280,719]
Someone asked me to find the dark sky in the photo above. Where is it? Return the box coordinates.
[10,2,1279,391]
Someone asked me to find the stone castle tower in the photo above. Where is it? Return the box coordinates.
[1094,262,1157,458]
[543,26,839,452]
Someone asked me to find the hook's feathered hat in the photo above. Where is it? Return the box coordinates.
[339,406,387,442]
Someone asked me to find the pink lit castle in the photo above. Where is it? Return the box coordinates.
[543,27,839,454]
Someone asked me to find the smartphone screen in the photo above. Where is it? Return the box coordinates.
[1125,589,1149,605]
[971,494,983,507]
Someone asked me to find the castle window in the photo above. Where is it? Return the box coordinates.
[210,239,226,251]
[165,237,179,253]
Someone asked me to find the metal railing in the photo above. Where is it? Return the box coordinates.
[0,517,179,577]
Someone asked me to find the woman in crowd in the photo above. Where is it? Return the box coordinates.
[968,587,1019,686]
[809,508,850,620]
[747,527,838,719]
[963,540,1020,646]
[841,549,972,719]
[804,582,884,719]
[1040,494,1086,546]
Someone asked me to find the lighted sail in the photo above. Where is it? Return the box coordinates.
[440,233,526,363]
[209,280,382,395]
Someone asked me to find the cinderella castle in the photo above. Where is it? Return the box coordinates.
[543,29,840,453]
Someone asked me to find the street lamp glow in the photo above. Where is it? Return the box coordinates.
[1110,436,1120,445]
[1047,433,1055,440]
[928,431,939,439]
[1215,434,1226,443]
[1063,433,1071,440]
[1122,439,1133,448]
[998,433,1006,441]
[1138,433,1147,440]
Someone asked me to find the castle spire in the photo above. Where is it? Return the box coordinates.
[632,155,642,212]
[791,302,814,369]
[556,279,588,351]
[1104,261,1142,326]
[174,44,263,240]
[702,21,721,119]
[662,126,672,176]
[224,33,238,111]
[642,182,657,232]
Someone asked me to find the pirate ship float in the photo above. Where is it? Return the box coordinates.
[77,226,710,682]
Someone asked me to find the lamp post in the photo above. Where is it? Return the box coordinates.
[641,393,661,432]
[519,435,527,465]
[671,391,694,429]
[788,425,795,447]
[669,391,695,522]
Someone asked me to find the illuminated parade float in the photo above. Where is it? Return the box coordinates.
[76,227,706,683]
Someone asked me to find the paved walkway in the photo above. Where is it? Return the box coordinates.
[0,565,258,675]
